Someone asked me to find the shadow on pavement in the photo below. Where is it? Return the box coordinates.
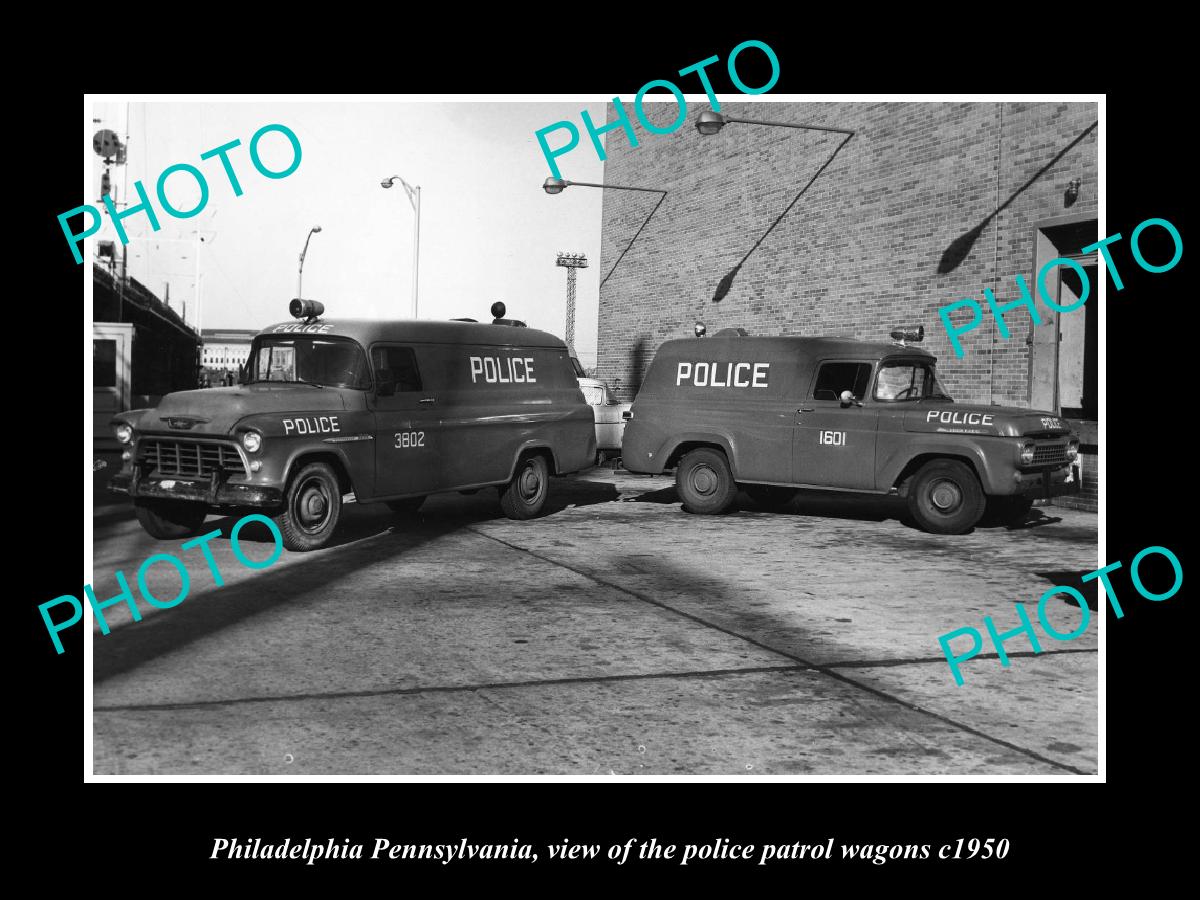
[629,484,909,525]
[93,480,621,684]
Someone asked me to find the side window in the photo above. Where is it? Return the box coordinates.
[812,362,872,401]
[372,346,422,392]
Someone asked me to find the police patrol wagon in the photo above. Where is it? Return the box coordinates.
[621,325,1080,534]
[110,301,596,551]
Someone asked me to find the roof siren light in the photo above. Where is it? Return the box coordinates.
[890,325,924,346]
[290,299,324,322]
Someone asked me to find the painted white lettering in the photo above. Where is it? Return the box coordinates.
[470,357,484,383]
[694,363,710,387]
[734,362,750,387]
[752,363,769,387]
[677,362,692,385]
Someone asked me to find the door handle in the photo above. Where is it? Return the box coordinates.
[419,397,436,405]
[798,407,814,413]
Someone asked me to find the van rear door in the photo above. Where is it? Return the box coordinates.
[793,359,879,489]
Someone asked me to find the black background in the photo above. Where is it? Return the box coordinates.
[22,26,1189,886]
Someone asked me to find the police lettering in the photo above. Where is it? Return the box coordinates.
[282,415,340,435]
[676,361,769,388]
[273,323,333,334]
[469,356,536,384]
[926,410,994,426]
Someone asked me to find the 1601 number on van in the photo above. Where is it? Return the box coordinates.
[819,431,846,446]
[394,431,426,449]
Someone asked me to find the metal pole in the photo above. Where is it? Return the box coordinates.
[195,231,202,332]
[298,256,304,300]
[412,186,421,318]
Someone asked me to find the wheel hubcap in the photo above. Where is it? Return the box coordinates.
[690,465,717,496]
[295,477,332,531]
[519,465,541,501]
[929,478,962,513]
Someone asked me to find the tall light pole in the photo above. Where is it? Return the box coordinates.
[298,225,322,299]
[381,175,421,318]
[555,252,589,346]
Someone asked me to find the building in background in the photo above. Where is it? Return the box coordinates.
[595,101,1098,511]
[93,264,201,447]
[201,328,258,386]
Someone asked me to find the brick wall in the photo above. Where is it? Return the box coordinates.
[595,100,1099,510]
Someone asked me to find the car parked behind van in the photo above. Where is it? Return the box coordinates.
[109,301,596,550]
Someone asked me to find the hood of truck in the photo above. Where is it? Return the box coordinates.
[145,384,349,435]
[902,403,1073,438]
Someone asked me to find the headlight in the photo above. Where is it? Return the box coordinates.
[1067,439,1080,460]
[241,431,263,453]
[114,423,133,444]
[1019,441,1036,465]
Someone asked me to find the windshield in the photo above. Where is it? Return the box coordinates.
[874,361,953,402]
[247,336,370,389]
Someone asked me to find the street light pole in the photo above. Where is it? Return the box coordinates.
[298,225,322,300]
[412,185,421,319]
[381,175,421,318]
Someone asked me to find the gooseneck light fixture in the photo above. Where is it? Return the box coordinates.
[695,111,856,303]
[542,178,668,286]
[297,225,322,299]
[382,175,421,318]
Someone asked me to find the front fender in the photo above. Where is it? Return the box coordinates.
[880,438,1010,495]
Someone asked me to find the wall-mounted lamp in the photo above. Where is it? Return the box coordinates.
[1065,178,1082,207]
[694,322,707,338]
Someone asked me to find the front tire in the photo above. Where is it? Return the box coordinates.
[676,448,738,514]
[275,461,342,551]
[906,459,984,534]
[134,498,208,539]
[499,454,549,520]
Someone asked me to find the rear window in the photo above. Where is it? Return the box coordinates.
[812,362,872,401]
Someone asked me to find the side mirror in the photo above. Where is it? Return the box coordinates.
[840,389,863,408]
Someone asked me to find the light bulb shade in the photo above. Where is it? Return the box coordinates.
[696,111,726,135]
[381,179,394,188]
[312,226,322,233]
[542,177,567,195]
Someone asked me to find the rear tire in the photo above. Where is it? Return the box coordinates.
[743,484,799,510]
[134,498,208,539]
[676,448,738,514]
[499,454,549,520]
[386,496,426,515]
[906,459,984,534]
[274,461,342,551]
[984,494,1034,527]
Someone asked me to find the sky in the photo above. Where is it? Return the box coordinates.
[88,101,607,364]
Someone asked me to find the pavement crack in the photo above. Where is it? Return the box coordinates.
[92,664,806,713]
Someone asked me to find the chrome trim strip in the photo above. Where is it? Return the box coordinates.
[322,434,375,444]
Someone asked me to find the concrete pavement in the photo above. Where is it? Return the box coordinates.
[91,460,1099,775]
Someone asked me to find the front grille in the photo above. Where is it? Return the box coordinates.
[138,438,246,477]
[1031,442,1068,466]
